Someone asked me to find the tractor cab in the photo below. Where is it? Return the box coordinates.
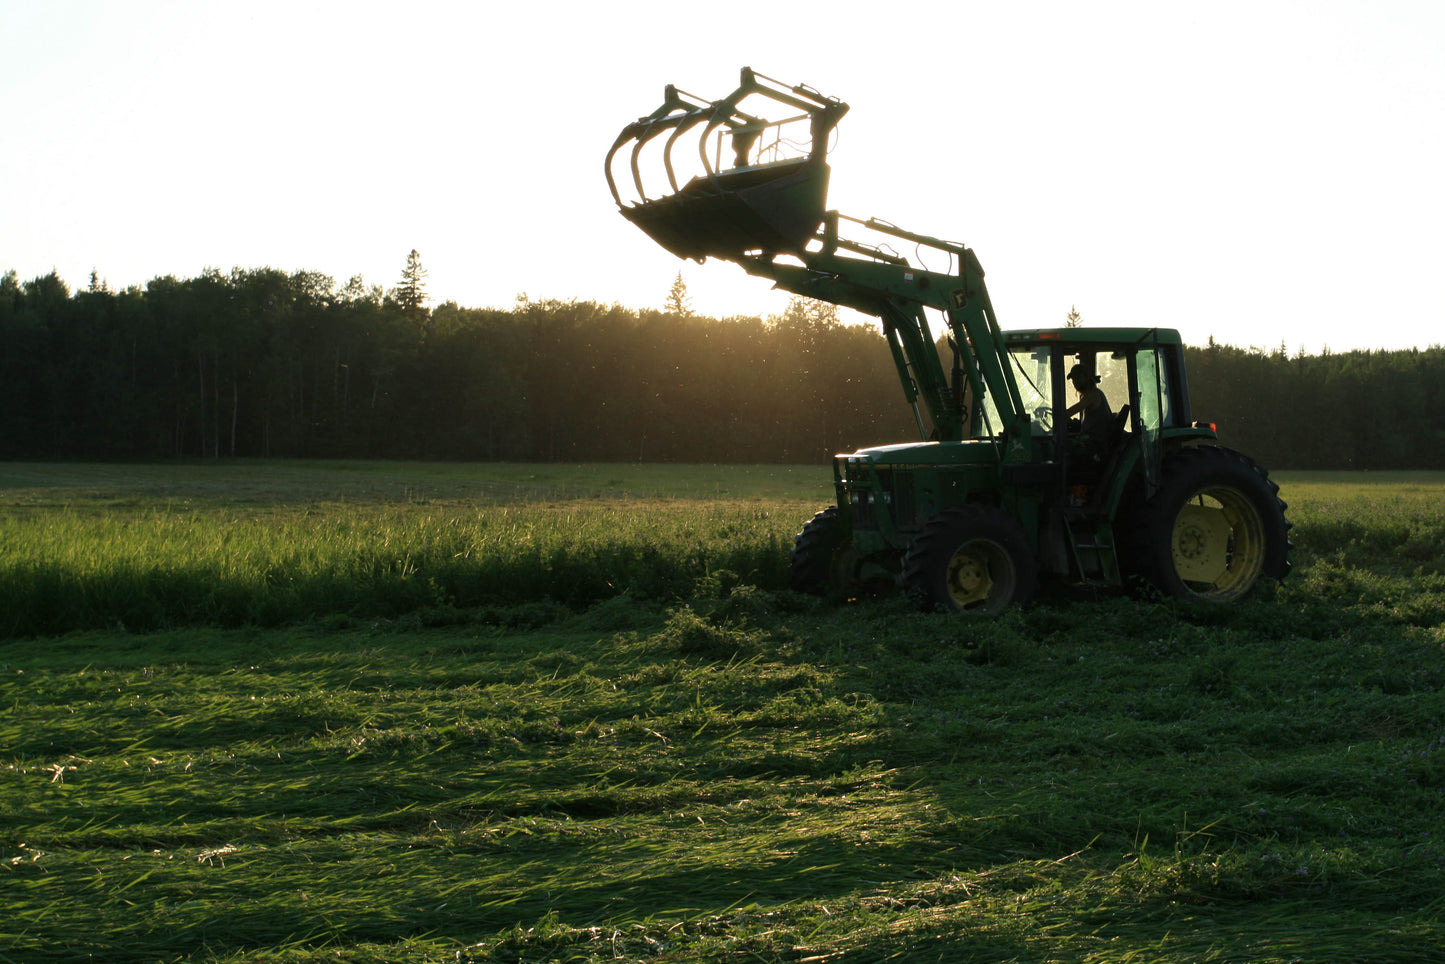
[982,328,1197,508]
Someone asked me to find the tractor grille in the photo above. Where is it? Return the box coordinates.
[849,486,878,530]
[845,467,916,532]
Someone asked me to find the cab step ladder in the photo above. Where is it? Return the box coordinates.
[1062,511,1121,584]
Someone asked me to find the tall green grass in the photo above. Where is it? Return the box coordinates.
[8,464,1445,637]
[0,463,818,635]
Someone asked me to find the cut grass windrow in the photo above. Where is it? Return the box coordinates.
[4,589,1444,962]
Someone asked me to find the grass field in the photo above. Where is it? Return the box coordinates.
[2,462,1444,962]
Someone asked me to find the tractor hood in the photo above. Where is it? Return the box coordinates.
[839,439,999,467]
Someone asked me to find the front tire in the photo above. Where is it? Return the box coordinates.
[1122,446,1291,602]
[902,505,1038,614]
[790,506,853,596]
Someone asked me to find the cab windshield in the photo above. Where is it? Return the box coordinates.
[981,346,1054,437]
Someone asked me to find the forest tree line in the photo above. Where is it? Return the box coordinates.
[2,264,1442,470]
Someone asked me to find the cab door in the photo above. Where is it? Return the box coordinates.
[1132,343,1170,494]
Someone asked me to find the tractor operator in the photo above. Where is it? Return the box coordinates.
[1066,364,1112,448]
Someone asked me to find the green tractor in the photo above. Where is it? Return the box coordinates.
[606,68,1291,612]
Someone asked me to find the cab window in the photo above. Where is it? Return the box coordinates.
[982,345,1054,437]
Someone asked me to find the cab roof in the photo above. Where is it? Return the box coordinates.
[1002,327,1185,347]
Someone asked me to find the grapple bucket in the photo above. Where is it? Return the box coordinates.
[605,68,848,262]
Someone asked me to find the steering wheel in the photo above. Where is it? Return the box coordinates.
[1033,404,1053,431]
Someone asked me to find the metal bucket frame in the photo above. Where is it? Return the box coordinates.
[604,67,849,261]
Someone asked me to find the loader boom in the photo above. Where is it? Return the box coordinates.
[736,211,1028,451]
[604,68,1030,453]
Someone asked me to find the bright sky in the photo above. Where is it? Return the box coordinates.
[3,0,1441,354]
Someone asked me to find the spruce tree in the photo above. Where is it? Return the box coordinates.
[394,249,430,332]
[665,271,691,316]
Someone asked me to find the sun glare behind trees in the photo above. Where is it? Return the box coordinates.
[2,259,1444,469]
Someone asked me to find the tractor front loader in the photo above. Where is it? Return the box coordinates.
[606,68,1292,612]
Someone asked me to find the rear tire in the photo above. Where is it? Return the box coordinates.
[902,505,1038,614]
[1121,446,1291,602]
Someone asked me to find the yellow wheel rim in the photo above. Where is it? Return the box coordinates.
[946,540,1015,611]
[1171,485,1266,600]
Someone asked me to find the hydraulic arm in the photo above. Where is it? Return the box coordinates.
[604,68,1030,453]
